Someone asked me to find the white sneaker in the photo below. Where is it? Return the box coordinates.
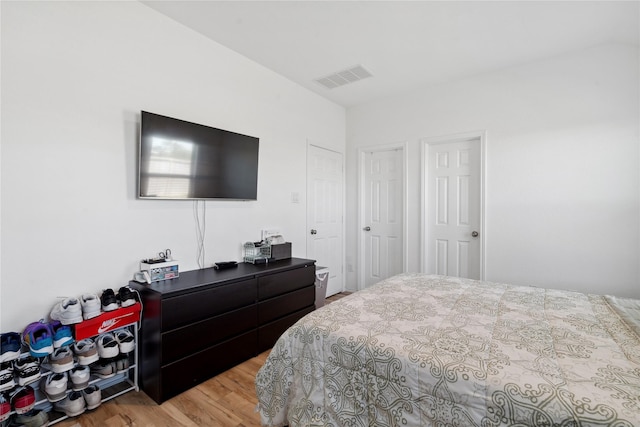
[41,372,68,402]
[49,346,74,373]
[73,339,99,365]
[90,360,115,379]
[53,391,86,417]
[70,365,90,391]
[50,298,83,325]
[80,294,101,320]
[96,333,119,359]
[114,329,135,354]
[82,384,101,410]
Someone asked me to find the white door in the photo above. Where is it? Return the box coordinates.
[307,144,344,297]
[362,148,404,288]
[425,138,482,279]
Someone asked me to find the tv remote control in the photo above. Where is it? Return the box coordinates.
[214,261,238,270]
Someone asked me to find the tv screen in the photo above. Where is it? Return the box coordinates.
[138,111,259,200]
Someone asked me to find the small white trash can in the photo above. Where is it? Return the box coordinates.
[315,266,329,309]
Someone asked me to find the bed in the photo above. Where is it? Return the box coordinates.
[255,274,640,426]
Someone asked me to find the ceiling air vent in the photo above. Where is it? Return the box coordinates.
[314,65,373,89]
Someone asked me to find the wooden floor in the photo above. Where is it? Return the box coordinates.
[56,293,351,427]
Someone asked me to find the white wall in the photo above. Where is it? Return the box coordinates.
[346,44,639,298]
[1,1,345,331]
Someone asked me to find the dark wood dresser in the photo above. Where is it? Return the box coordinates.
[131,258,316,403]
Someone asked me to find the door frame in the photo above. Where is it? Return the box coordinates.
[306,141,346,294]
[357,142,409,290]
[420,131,486,279]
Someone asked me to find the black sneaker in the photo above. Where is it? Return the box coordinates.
[100,289,118,312]
[117,286,138,308]
[15,356,41,387]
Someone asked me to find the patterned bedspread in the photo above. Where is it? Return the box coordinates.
[255,274,640,426]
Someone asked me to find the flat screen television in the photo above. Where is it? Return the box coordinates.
[138,111,259,200]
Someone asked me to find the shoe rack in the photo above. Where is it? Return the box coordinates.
[5,318,139,425]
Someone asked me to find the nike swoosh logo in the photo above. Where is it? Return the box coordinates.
[97,312,134,334]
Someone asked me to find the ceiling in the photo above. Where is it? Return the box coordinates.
[142,1,639,108]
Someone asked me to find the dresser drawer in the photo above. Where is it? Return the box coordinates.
[161,304,257,365]
[162,278,256,331]
[160,330,257,402]
[258,265,315,300]
[258,284,315,324]
[258,305,314,352]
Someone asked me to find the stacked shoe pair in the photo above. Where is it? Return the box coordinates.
[40,366,93,399]
[1,385,48,426]
[50,294,101,325]
[49,287,138,325]
[89,329,134,379]
[1,356,42,391]
[52,385,101,417]
[73,333,131,374]
[21,319,74,358]
[100,286,138,312]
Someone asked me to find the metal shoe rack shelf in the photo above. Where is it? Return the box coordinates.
[8,321,139,425]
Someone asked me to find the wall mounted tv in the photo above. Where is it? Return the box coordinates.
[138,111,259,200]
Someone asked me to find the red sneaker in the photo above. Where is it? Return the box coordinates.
[12,385,35,414]
[0,392,10,422]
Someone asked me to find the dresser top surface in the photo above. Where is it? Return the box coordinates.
[131,258,316,297]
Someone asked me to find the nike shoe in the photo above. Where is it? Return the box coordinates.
[53,390,86,417]
[22,321,53,357]
[49,321,74,349]
[49,297,83,325]
[0,363,14,392]
[96,333,119,359]
[117,286,138,308]
[41,372,68,402]
[82,384,101,410]
[12,385,35,414]
[14,356,41,386]
[49,346,74,373]
[114,329,135,354]
[0,333,21,363]
[80,294,101,320]
[73,339,99,366]
[100,289,118,312]
[69,365,90,391]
